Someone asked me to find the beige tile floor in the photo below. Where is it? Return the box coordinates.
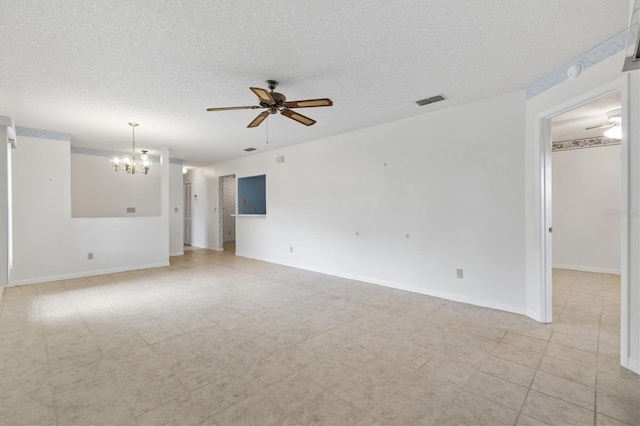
[0,246,638,425]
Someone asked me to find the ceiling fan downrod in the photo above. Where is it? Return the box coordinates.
[266,80,278,92]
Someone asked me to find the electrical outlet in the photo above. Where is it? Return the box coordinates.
[174,207,178,212]
[456,268,463,279]
[87,252,93,260]
[290,246,293,253]
[126,207,135,213]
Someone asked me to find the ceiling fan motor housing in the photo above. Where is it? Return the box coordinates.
[261,92,287,112]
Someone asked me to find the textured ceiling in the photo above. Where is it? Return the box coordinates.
[552,92,622,141]
[0,0,629,166]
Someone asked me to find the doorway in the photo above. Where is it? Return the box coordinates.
[184,183,192,246]
[549,92,623,358]
[539,77,630,369]
[219,175,236,251]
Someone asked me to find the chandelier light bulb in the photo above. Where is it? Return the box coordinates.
[110,156,121,171]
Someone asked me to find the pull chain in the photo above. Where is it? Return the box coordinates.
[266,115,269,144]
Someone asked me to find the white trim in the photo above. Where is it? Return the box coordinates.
[170,251,184,257]
[8,262,170,286]
[542,116,553,323]
[235,251,527,316]
[552,265,621,275]
[526,308,543,322]
[627,358,640,375]
[189,243,224,252]
[537,74,631,369]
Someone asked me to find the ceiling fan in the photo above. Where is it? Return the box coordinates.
[585,108,621,131]
[206,80,333,128]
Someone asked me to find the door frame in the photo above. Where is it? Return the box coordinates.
[183,183,192,245]
[537,75,630,368]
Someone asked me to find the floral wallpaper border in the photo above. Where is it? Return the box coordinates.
[552,136,620,152]
[526,30,627,99]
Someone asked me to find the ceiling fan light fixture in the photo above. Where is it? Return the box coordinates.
[604,125,622,139]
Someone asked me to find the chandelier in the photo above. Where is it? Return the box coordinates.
[110,122,152,175]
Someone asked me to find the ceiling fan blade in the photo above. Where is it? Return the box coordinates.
[206,106,260,111]
[250,87,275,104]
[585,122,614,131]
[284,98,333,108]
[281,109,316,126]
[247,111,269,128]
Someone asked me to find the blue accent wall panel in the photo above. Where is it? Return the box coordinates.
[238,175,266,214]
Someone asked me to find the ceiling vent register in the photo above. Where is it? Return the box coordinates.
[416,94,447,106]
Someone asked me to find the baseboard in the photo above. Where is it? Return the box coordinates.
[189,243,223,252]
[525,308,546,323]
[627,358,640,375]
[8,262,170,286]
[235,252,527,316]
[553,264,621,275]
[349,272,527,315]
[170,251,184,257]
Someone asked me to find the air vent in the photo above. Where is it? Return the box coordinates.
[244,147,256,152]
[416,94,447,106]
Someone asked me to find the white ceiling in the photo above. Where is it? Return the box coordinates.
[552,92,622,141]
[0,0,629,167]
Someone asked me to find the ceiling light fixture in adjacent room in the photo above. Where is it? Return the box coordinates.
[602,109,622,139]
[585,108,622,140]
[604,124,622,139]
[110,122,152,175]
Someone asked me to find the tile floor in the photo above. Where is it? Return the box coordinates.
[0,247,638,425]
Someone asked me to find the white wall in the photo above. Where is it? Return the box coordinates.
[71,153,161,217]
[10,135,171,285]
[190,91,527,314]
[552,145,621,274]
[525,52,640,372]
